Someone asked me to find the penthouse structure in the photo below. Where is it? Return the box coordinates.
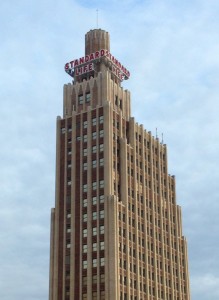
[49,29,190,300]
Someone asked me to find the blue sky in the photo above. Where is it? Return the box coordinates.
[0,0,219,299]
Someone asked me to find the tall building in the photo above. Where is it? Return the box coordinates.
[49,29,190,300]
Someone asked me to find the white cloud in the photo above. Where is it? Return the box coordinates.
[192,274,219,299]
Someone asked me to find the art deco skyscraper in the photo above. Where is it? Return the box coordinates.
[49,29,190,300]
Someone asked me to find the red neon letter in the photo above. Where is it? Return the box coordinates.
[88,63,93,71]
[83,64,88,73]
[70,60,74,68]
[85,55,90,62]
[100,49,105,57]
[79,57,84,65]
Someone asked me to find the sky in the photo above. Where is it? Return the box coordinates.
[0,0,219,299]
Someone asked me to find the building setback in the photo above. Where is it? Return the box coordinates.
[49,29,190,300]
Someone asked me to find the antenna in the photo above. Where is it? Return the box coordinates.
[156,127,158,139]
[96,9,99,28]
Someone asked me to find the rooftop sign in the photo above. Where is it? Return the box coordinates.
[64,49,130,81]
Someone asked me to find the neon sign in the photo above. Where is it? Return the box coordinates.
[64,49,130,81]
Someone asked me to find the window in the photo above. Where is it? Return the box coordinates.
[66,255,70,264]
[100,257,105,266]
[99,158,104,166]
[61,127,66,134]
[82,276,87,286]
[100,291,105,300]
[92,275,97,284]
[92,212,97,220]
[100,194,104,203]
[100,241,105,250]
[92,145,97,153]
[67,181,71,186]
[83,184,87,193]
[83,229,87,237]
[83,135,87,143]
[83,148,87,156]
[83,120,88,129]
[83,244,88,253]
[99,180,104,189]
[100,210,104,219]
[100,225,104,235]
[92,227,97,236]
[99,143,104,152]
[83,199,87,207]
[92,196,97,205]
[92,160,97,168]
[67,213,71,218]
[92,132,97,140]
[83,162,87,170]
[99,115,104,124]
[100,274,105,283]
[83,214,87,222]
[99,130,104,138]
[85,93,91,103]
[92,181,97,190]
[92,242,97,251]
[83,260,87,269]
[92,259,97,268]
[82,294,87,300]
[115,95,118,106]
[92,292,97,300]
[92,118,97,126]
[67,243,71,248]
[78,94,83,105]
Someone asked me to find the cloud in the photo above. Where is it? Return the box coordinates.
[191,274,219,299]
